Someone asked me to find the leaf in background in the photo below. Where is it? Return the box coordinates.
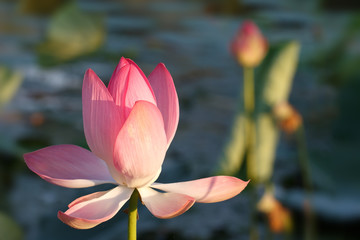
[256,41,300,107]
[254,40,300,183]
[255,113,278,182]
[0,66,23,109]
[217,111,247,175]
[37,3,105,66]
[0,212,23,240]
[18,0,68,15]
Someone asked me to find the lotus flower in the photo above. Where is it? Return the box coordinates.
[231,20,268,68]
[24,58,249,229]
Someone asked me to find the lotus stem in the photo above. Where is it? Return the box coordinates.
[243,67,257,180]
[244,67,259,240]
[128,189,139,240]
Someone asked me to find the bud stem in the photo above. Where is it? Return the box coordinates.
[243,67,257,180]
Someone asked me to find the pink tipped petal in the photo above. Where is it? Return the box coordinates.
[113,101,167,188]
[24,145,115,188]
[58,186,133,229]
[82,69,122,166]
[138,187,195,219]
[152,176,249,203]
[108,57,130,92]
[108,61,156,123]
[148,63,179,145]
[126,59,151,87]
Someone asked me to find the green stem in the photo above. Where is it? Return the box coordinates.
[128,189,139,240]
[243,67,257,180]
[244,67,255,112]
[295,125,315,240]
[249,186,259,240]
[244,67,258,240]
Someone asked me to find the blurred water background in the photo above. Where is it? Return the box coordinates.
[1,0,360,239]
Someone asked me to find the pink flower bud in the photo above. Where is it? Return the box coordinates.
[231,20,268,68]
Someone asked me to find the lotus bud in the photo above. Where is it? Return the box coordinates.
[231,20,268,68]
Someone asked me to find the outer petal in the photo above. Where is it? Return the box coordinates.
[138,187,195,219]
[24,145,115,188]
[67,191,109,208]
[58,186,133,229]
[148,63,179,145]
[113,101,167,188]
[152,176,249,203]
[82,69,122,166]
[108,60,156,124]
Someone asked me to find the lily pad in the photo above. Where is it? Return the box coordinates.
[0,212,23,240]
[0,66,23,109]
[37,3,105,66]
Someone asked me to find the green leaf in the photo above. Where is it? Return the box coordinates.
[255,113,279,182]
[217,112,247,175]
[0,66,23,108]
[254,40,300,183]
[0,212,23,240]
[256,41,300,108]
[37,3,105,66]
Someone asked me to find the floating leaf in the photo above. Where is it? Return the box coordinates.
[37,3,105,66]
[0,66,23,108]
[0,212,23,240]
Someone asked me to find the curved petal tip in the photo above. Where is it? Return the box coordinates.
[58,211,101,229]
[152,176,249,203]
[57,187,133,229]
[138,187,195,219]
[24,145,114,188]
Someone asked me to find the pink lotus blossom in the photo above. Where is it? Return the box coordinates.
[231,20,268,67]
[24,58,249,229]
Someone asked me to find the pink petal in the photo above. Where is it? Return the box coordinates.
[113,101,167,188]
[68,191,109,208]
[108,57,130,92]
[107,60,156,124]
[152,176,249,203]
[24,145,115,188]
[148,63,179,145]
[58,186,133,229]
[138,187,195,219]
[126,59,150,86]
[82,69,122,167]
